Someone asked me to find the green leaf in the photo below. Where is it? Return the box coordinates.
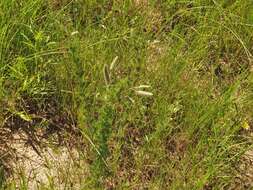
[17,112,32,122]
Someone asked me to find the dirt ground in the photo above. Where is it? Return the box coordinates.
[1,128,88,189]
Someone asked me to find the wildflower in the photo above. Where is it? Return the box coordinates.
[242,121,250,130]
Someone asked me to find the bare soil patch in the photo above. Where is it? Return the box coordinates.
[0,124,87,189]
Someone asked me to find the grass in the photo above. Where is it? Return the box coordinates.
[0,0,253,189]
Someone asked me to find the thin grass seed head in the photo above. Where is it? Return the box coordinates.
[128,96,135,103]
[103,64,110,86]
[134,85,151,89]
[110,56,119,70]
[71,31,79,36]
[135,90,153,97]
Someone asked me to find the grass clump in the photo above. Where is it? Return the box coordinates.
[0,0,253,189]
